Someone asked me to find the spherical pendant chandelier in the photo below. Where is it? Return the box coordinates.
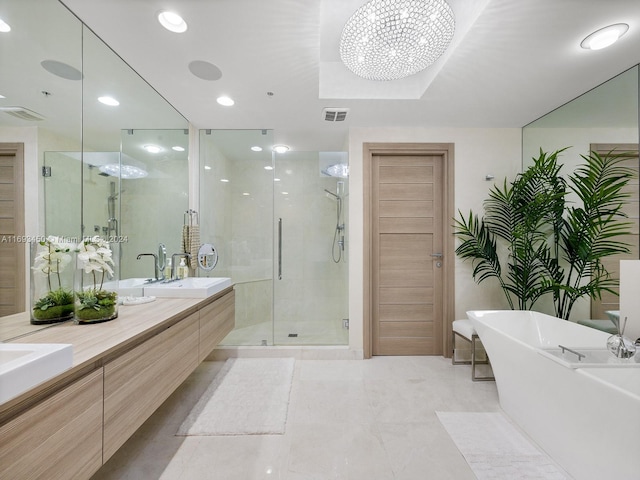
[340,0,455,81]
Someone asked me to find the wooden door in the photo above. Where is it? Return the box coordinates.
[590,143,639,319]
[0,143,25,316]
[372,153,443,355]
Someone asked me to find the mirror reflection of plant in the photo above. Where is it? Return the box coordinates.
[31,236,74,319]
[33,236,73,291]
[455,149,635,320]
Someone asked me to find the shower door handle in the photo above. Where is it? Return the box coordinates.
[278,218,282,280]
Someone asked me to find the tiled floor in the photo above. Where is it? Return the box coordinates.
[92,356,501,479]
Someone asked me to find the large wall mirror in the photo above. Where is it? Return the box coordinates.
[522,64,640,321]
[0,0,189,339]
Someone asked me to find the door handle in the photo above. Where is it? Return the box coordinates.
[431,253,443,258]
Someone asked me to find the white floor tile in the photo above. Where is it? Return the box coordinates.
[91,356,501,480]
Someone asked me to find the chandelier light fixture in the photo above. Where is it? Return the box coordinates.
[340,0,455,81]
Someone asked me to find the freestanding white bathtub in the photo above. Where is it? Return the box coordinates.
[467,310,640,480]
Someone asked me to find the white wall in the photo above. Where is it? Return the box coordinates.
[347,127,522,355]
[523,127,638,169]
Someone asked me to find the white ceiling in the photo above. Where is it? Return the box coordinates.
[60,0,640,152]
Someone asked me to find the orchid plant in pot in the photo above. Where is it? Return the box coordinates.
[74,235,118,323]
[30,236,75,325]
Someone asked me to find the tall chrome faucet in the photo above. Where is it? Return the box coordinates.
[137,243,167,281]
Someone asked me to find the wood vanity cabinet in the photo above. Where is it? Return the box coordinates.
[199,290,235,362]
[0,369,104,480]
[0,287,235,478]
[103,311,199,461]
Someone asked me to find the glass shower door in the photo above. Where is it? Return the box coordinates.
[199,129,348,346]
[273,151,349,345]
[200,129,275,346]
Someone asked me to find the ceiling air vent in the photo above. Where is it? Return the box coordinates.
[0,106,45,121]
[322,107,349,122]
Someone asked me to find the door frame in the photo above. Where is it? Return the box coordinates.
[363,143,455,358]
[0,143,25,314]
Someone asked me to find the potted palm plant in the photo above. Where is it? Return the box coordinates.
[454,148,635,320]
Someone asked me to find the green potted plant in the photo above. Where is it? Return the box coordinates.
[454,148,635,320]
[30,236,75,324]
[74,235,118,323]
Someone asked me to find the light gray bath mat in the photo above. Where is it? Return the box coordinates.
[177,357,295,436]
[436,412,568,479]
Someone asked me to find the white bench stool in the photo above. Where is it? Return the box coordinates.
[452,319,494,382]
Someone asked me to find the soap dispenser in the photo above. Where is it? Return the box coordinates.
[164,258,172,280]
[178,258,189,279]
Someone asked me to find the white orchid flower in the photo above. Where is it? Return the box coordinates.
[77,237,115,291]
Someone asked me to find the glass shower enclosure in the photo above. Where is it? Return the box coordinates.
[199,130,348,346]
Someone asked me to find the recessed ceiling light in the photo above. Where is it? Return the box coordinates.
[157,11,187,33]
[220,178,230,182]
[143,144,162,153]
[274,178,281,182]
[98,96,119,106]
[99,164,148,179]
[273,145,290,154]
[172,146,185,152]
[204,165,212,170]
[242,192,250,196]
[0,18,11,33]
[216,96,234,106]
[251,146,263,152]
[581,23,629,50]
[264,165,274,170]
[0,94,5,99]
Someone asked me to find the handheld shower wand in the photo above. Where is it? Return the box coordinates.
[325,187,345,262]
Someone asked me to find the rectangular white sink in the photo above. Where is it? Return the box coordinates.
[144,277,232,299]
[0,343,73,404]
[101,277,147,297]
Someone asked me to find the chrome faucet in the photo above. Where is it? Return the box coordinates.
[137,252,164,281]
[169,253,191,281]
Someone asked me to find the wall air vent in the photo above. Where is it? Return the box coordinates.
[322,107,349,122]
[0,106,45,121]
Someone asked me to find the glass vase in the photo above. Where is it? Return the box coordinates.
[74,270,118,324]
[74,235,118,324]
[30,240,76,325]
[74,262,118,324]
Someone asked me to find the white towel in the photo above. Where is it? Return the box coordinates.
[188,224,200,270]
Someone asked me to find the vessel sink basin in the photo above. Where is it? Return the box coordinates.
[0,343,73,404]
[104,277,153,297]
[144,277,232,299]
